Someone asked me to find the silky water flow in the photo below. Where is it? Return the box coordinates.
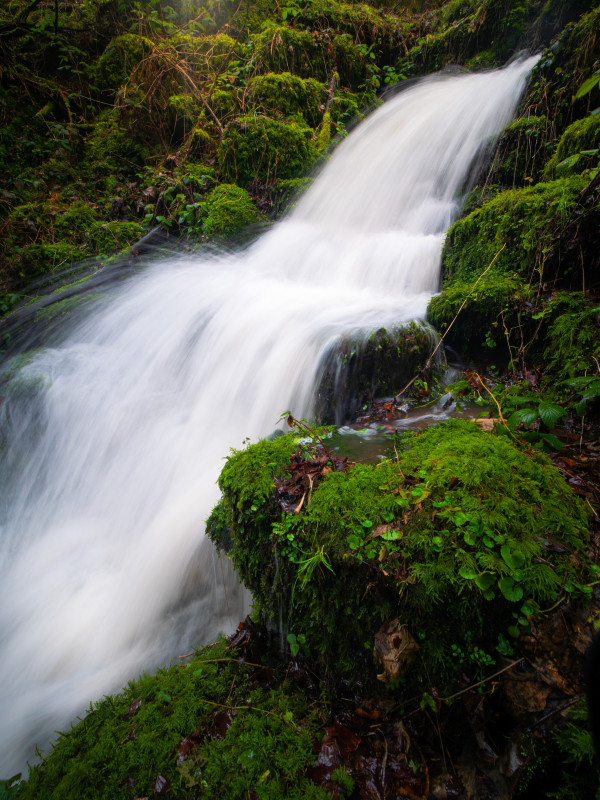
[0,57,538,773]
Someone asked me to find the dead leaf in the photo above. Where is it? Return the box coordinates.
[374,620,419,683]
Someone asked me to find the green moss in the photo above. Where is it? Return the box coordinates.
[544,112,600,177]
[90,221,144,254]
[202,184,259,237]
[84,109,150,176]
[541,292,600,381]
[427,275,535,358]
[253,25,328,81]
[248,72,327,127]
[218,115,317,187]
[441,176,588,286]
[13,243,87,281]
[208,419,590,689]
[16,639,328,800]
[487,115,550,187]
[95,34,154,93]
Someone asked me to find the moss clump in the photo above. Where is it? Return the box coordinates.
[540,291,600,381]
[12,243,88,282]
[248,72,327,127]
[218,115,317,187]
[208,419,590,689]
[441,175,590,287]
[95,34,154,93]
[84,109,150,177]
[202,184,259,237]
[90,221,144,254]
[16,638,328,800]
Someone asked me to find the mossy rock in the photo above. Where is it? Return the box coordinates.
[11,243,88,282]
[15,638,329,800]
[544,112,600,177]
[217,115,317,187]
[203,184,259,237]
[540,291,600,382]
[207,419,590,690]
[440,175,595,289]
[427,276,536,359]
[253,25,328,80]
[95,34,154,93]
[247,72,327,127]
[314,322,436,424]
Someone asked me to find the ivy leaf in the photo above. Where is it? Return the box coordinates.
[537,401,564,429]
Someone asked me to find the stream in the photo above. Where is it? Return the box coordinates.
[0,57,537,774]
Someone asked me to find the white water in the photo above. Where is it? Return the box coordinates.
[0,58,537,774]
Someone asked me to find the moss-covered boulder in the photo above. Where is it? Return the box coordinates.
[95,33,155,93]
[427,275,535,359]
[207,419,590,690]
[486,115,551,188]
[202,184,259,237]
[314,323,436,423]
[440,175,598,288]
[248,72,327,127]
[218,115,317,187]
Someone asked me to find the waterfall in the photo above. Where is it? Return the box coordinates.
[0,57,537,774]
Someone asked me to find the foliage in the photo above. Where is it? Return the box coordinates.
[15,638,328,800]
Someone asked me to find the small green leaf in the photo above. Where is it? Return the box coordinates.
[474,572,496,591]
[574,72,600,99]
[537,401,564,429]
[459,566,477,580]
[555,153,580,174]
[501,545,525,570]
[499,576,524,602]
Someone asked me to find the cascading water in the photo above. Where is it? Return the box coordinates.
[0,57,538,774]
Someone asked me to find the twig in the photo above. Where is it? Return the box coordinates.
[440,659,522,702]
